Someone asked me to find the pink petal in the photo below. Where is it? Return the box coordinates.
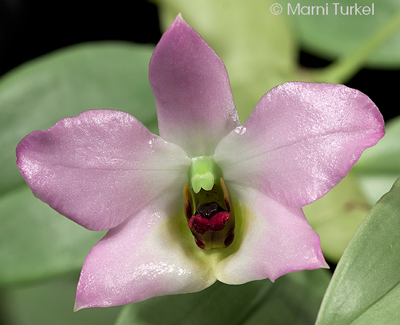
[74,193,216,309]
[16,110,190,231]
[215,82,385,207]
[149,14,239,157]
[215,184,328,283]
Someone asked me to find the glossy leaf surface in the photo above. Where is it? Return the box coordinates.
[316,177,400,324]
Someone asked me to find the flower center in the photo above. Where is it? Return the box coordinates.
[184,177,235,251]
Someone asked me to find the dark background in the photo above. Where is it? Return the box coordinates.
[0,0,397,121]
[0,0,161,75]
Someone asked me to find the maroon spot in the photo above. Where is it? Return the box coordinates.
[188,211,230,235]
[195,238,205,249]
[224,232,234,247]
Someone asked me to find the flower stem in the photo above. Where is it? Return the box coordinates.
[313,9,400,84]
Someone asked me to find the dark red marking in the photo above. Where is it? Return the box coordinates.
[188,211,230,235]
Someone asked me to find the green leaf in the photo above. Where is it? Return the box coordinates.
[281,0,400,68]
[0,41,156,195]
[115,269,330,325]
[353,116,400,205]
[155,0,299,121]
[304,172,371,262]
[355,116,400,174]
[316,177,400,324]
[0,186,104,286]
[1,274,121,325]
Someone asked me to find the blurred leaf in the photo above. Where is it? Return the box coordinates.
[0,186,104,286]
[316,177,400,324]
[356,174,399,206]
[0,41,157,195]
[282,0,400,68]
[304,172,371,262]
[1,274,121,325]
[115,269,330,325]
[155,0,300,121]
[353,116,400,204]
[354,116,400,174]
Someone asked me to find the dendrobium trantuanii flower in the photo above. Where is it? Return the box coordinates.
[16,14,384,309]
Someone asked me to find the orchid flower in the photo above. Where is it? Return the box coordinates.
[16,14,384,310]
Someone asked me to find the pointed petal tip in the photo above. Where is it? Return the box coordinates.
[73,301,83,312]
[169,13,188,31]
[306,238,330,272]
[321,258,330,269]
[309,256,331,269]
[175,12,184,21]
